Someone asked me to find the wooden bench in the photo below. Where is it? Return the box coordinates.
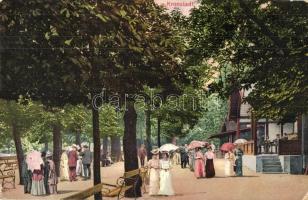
[61,168,146,200]
[0,156,17,190]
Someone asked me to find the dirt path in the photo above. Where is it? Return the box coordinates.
[1,159,308,200]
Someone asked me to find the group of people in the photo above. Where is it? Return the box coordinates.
[147,149,174,196]
[60,144,93,182]
[224,146,244,177]
[193,146,216,178]
[22,151,57,196]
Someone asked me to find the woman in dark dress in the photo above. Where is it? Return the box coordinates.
[204,147,215,178]
[22,158,32,193]
[235,146,244,176]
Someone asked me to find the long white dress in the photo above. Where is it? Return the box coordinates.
[148,159,160,196]
[224,152,235,176]
[158,160,174,196]
[60,152,69,181]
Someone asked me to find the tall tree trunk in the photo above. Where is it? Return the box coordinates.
[145,107,152,159]
[52,123,61,177]
[92,106,102,200]
[123,101,141,197]
[111,136,121,162]
[75,129,81,147]
[12,122,24,185]
[157,118,161,147]
[103,135,109,155]
[44,140,48,152]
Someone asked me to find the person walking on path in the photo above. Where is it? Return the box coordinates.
[147,149,160,196]
[60,150,69,181]
[204,147,215,178]
[194,148,205,178]
[224,150,235,177]
[68,145,78,181]
[76,145,83,177]
[235,146,244,176]
[138,144,147,167]
[41,151,50,194]
[158,152,174,196]
[29,152,46,196]
[180,145,189,168]
[79,144,93,180]
[21,157,32,194]
[46,152,58,194]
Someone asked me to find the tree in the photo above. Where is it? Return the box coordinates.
[99,104,123,161]
[0,99,39,184]
[187,0,308,121]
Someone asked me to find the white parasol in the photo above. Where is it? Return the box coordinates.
[234,139,248,145]
[159,143,179,152]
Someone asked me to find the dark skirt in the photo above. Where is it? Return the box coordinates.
[205,159,215,178]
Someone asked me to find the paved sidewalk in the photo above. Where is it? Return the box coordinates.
[1,159,308,200]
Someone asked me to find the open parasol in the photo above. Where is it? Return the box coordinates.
[26,151,44,172]
[188,140,208,150]
[234,139,248,145]
[220,142,235,152]
[159,143,179,152]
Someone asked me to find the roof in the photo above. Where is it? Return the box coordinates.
[208,127,252,139]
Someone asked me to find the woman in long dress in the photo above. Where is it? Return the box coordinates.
[22,158,32,194]
[158,152,174,196]
[31,164,46,196]
[235,146,244,176]
[224,150,235,176]
[47,153,58,194]
[205,147,215,178]
[147,149,160,196]
[194,148,205,178]
[60,151,69,181]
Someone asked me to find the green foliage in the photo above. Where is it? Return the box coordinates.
[187,0,308,120]
[99,104,123,137]
[184,94,228,143]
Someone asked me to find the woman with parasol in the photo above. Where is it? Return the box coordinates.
[194,147,205,178]
[27,151,46,196]
[234,139,247,176]
[158,151,174,196]
[221,142,236,176]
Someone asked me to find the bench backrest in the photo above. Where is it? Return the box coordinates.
[61,168,142,200]
[61,184,102,200]
[124,169,140,178]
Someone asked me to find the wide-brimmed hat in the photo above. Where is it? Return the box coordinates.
[151,149,159,155]
[46,151,53,158]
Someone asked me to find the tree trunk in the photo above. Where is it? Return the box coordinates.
[123,101,141,198]
[44,140,48,152]
[111,136,121,162]
[103,135,109,155]
[12,122,24,185]
[75,129,81,147]
[92,106,102,200]
[157,118,161,147]
[145,107,152,159]
[52,123,62,177]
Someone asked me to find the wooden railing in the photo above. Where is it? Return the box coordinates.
[279,140,301,155]
[243,141,254,155]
